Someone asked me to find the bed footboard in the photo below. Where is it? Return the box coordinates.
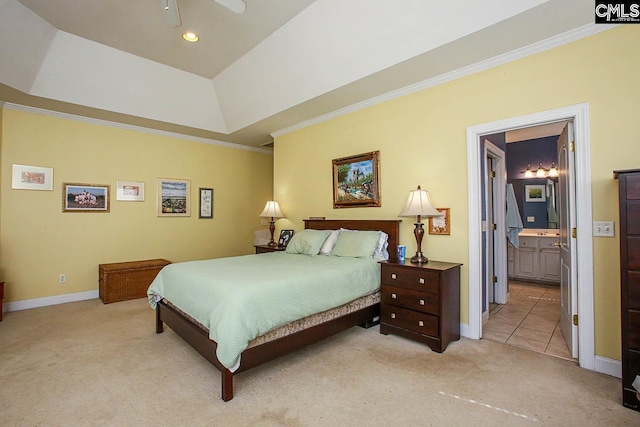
[156,299,379,401]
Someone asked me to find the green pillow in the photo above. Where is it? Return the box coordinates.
[330,230,381,258]
[285,229,332,255]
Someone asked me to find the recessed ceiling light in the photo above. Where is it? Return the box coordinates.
[182,32,199,42]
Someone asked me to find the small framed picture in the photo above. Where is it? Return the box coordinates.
[278,229,294,248]
[199,188,214,219]
[12,164,53,191]
[525,184,546,202]
[63,183,110,212]
[157,178,190,217]
[429,208,450,235]
[116,180,144,201]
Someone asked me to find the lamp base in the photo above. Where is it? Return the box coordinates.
[410,253,428,264]
[267,219,276,247]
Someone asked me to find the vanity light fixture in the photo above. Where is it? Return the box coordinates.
[522,162,558,178]
[523,163,534,178]
[182,32,199,42]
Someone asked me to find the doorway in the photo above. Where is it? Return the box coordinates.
[466,103,596,371]
[483,125,571,358]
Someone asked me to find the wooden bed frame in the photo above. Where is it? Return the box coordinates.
[155,219,401,401]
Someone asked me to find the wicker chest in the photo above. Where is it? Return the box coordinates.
[99,259,171,303]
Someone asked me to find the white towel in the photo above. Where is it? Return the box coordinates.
[547,195,559,228]
[506,183,523,248]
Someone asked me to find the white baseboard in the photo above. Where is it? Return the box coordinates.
[4,290,99,313]
[594,355,622,378]
[460,322,470,338]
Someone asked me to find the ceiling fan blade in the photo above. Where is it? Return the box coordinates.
[213,0,247,14]
[162,0,182,27]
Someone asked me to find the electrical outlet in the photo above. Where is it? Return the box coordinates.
[59,274,66,283]
[260,219,268,225]
[593,221,615,237]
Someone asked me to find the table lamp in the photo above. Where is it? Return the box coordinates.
[259,201,285,247]
[398,186,442,263]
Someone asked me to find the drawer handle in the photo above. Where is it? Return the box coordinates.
[419,278,425,284]
[391,293,397,299]
[418,320,424,327]
[391,313,396,319]
[391,273,397,279]
[419,299,425,305]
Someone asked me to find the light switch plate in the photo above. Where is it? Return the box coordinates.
[593,221,615,237]
[527,216,535,223]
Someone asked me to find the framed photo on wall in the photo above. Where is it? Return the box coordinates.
[157,178,190,216]
[525,184,546,202]
[116,180,144,201]
[429,208,450,235]
[199,188,214,219]
[62,183,110,212]
[332,151,381,208]
[12,164,53,191]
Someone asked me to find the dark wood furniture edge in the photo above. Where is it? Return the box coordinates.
[0,281,4,321]
[155,218,400,401]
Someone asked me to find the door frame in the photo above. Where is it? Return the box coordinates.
[466,103,595,371]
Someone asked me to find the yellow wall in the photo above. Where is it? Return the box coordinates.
[274,25,640,361]
[0,108,273,302]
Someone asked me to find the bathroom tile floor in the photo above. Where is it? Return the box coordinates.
[483,280,576,361]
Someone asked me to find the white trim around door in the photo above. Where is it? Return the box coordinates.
[465,103,595,372]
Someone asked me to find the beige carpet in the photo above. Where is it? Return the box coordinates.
[1,298,638,426]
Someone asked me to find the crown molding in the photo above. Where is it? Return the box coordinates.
[0,102,273,155]
[271,23,615,139]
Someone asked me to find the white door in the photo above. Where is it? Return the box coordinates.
[487,155,495,306]
[484,140,508,307]
[557,122,578,358]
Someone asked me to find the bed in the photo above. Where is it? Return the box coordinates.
[150,219,400,401]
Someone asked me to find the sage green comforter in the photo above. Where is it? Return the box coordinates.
[148,252,380,370]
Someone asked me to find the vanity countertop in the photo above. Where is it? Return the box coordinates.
[519,228,559,237]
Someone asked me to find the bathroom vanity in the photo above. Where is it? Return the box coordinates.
[507,229,560,283]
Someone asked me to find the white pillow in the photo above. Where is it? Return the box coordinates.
[339,228,389,260]
[319,230,340,255]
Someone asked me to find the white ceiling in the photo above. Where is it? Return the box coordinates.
[0,0,595,148]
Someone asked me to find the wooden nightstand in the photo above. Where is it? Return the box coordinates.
[254,244,286,254]
[380,260,461,352]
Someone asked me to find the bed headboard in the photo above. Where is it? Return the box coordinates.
[303,219,401,262]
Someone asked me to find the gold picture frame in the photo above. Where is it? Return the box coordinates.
[332,151,381,208]
[429,208,450,235]
[62,183,110,212]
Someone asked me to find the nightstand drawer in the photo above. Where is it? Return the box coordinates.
[381,265,439,293]
[381,304,438,336]
[381,285,439,314]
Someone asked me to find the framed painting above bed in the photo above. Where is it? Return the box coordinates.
[332,151,381,208]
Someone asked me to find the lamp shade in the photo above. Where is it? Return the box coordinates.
[398,186,440,218]
[259,201,284,218]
